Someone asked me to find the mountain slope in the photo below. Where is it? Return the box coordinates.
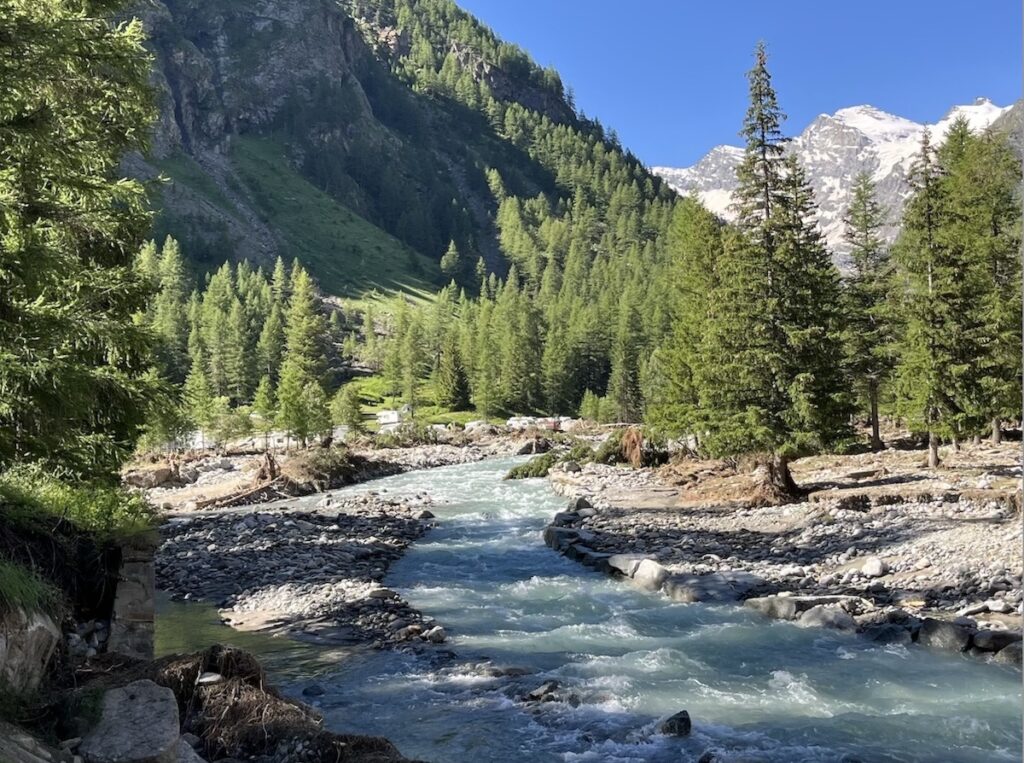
[653,98,1015,260]
[130,0,670,298]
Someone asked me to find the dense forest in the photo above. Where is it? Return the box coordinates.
[0,0,1020,497]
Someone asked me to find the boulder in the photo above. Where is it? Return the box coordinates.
[663,572,762,603]
[423,626,446,643]
[659,709,692,736]
[79,679,180,763]
[859,557,888,578]
[798,605,857,631]
[862,623,913,645]
[542,526,579,550]
[0,608,61,693]
[916,618,971,652]
[124,466,174,489]
[631,559,669,592]
[551,511,580,527]
[972,629,1022,653]
[991,641,1023,666]
[571,496,593,510]
[176,739,207,763]
[607,554,648,578]
[562,461,582,473]
[745,596,798,621]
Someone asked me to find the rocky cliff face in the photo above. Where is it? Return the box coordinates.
[653,98,1018,263]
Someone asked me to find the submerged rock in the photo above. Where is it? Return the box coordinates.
[917,618,972,652]
[659,709,692,736]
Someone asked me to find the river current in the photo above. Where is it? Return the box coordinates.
[158,457,1022,762]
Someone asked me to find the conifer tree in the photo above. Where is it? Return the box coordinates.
[842,173,894,449]
[256,303,285,381]
[332,384,366,434]
[276,358,327,446]
[152,237,190,379]
[435,333,471,410]
[0,0,158,478]
[688,44,851,492]
[891,126,988,466]
[607,302,644,422]
[440,239,462,281]
[184,353,216,447]
[252,375,277,449]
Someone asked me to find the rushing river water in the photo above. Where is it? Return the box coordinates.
[158,457,1022,762]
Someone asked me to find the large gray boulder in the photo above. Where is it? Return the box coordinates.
[916,618,972,652]
[664,572,763,603]
[631,559,669,591]
[80,679,181,763]
[0,608,61,693]
[972,629,1022,653]
[991,641,1023,667]
[745,596,799,621]
[798,605,857,632]
[607,554,648,578]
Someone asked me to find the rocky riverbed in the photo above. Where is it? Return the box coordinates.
[546,442,1023,665]
[156,492,446,649]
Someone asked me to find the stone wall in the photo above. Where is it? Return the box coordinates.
[107,538,157,660]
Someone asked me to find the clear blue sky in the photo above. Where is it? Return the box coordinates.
[458,0,1021,168]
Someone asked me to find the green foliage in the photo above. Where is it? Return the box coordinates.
[661,45,852,472]
[0,466,153,542]
[0,560,60,617]
[435,333,471,410]
[563,440,595,464]
[332,384,367,433]
[504,452,558,479]
[373,422,439,449]
[0,0,161,479]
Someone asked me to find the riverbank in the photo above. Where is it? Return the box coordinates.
[545,441,1023,663]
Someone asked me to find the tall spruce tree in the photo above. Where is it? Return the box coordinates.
[891,125,988,466]
[0,0,159,478]
[689,43,851,492]
[607,302,644,422]
[842,173,895,449]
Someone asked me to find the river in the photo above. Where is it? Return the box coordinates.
[157,457,1022,762]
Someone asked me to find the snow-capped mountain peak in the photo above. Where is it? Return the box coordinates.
[652,99,1012,262]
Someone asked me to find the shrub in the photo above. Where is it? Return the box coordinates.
[373,422,438,449]
[0,559,59,617]
[563,441,595,464]
[505,452,558,479]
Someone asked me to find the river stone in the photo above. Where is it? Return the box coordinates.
[571,496,593,510]
[798,605,856,631]
[991,641,1023,666]
[423,626,446,643]
[631,559,669,592]
[663,572,760,603]
[860,557,888,578]
[552,511,580,527]
[745,596,798,621]
[543,526,579,550]
[527,680,560,701]
[79,679,179,763]
[863,623,913,645]
[917,618,971,652]
[972,629,1022,652]
[607,554,648,578]
[659,710,691,736]
[176,739,206,763]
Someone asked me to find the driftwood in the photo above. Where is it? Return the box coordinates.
[194,477,288,511]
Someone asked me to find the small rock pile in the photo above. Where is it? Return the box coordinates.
[156,496,441,647]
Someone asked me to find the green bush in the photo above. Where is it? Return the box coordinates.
[373,422,439,449]
[504,452,558,480]
[563,441,594,464]
[0,466,154,542]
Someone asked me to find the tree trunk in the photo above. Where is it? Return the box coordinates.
[768,453,799,495]
[869,385,882,451]
[928,432,940,468]
[992,418,1003,445]
[951,437,960,452]
[972,434,981,446]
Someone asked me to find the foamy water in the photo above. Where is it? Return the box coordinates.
[278,458,1021,762]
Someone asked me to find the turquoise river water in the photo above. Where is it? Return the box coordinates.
[158,457,1022,762]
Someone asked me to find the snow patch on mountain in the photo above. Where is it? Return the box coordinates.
[652,98,1011,260]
